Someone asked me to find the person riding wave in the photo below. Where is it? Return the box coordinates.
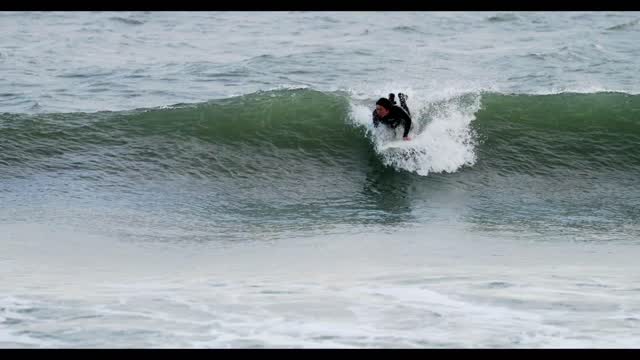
[372,93,412,141]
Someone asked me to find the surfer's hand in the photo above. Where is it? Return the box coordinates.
[403,136,411,141]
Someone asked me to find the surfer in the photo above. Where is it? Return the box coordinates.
[372,93,412,141]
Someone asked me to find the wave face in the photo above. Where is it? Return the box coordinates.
[2,89,640,183]
[474,92,640,175]
[0,90,367,183]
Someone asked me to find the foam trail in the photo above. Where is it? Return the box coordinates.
[0,296,64,347]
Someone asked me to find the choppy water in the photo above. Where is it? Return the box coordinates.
[1,11,640,348]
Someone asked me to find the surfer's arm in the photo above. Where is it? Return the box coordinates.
[372,110,380,128]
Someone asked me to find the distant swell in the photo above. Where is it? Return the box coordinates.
[109,17,144,26]
[1,89,639,183]
[606,19,640,31]
[487,14,518,22]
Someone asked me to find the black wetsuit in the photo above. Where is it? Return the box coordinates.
[372,105,412,138]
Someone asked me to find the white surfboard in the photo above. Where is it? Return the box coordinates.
[379,139,412,151]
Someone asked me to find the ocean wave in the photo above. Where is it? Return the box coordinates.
[1,89,639,181]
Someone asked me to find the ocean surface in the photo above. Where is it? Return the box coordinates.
[1,11,640,348]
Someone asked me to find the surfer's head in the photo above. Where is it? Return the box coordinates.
[375,97,392,118]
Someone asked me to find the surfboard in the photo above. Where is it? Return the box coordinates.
[379,139,411,151]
